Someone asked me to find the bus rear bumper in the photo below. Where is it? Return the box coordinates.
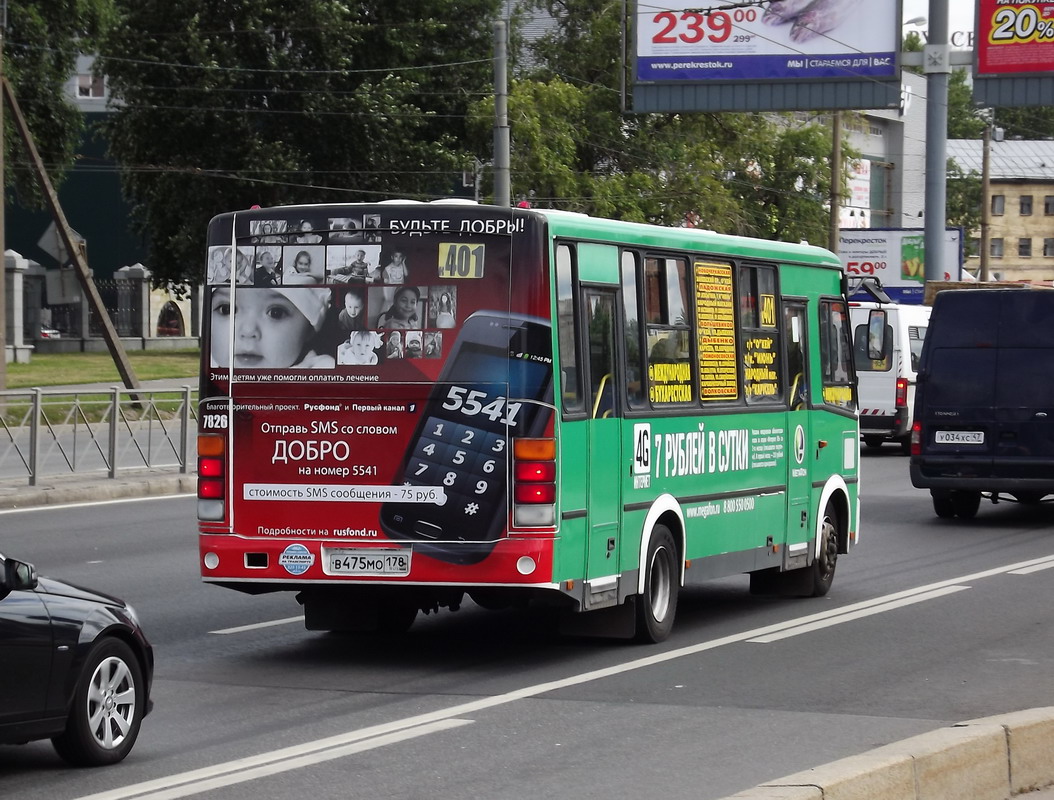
[198,533,558,588]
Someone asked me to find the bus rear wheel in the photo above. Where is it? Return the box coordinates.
[634,525,679,643]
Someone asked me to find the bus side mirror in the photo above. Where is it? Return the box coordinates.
[867,310,888,361]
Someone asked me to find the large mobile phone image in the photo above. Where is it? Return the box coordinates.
[380,311,554,564]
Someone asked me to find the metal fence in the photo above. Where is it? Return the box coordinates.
[0,386,197,486]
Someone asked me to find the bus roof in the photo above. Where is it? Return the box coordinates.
[212,200,842,270]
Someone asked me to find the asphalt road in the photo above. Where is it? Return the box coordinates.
[1,445,1053,800]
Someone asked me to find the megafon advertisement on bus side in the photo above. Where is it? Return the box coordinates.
[199,205,555,581]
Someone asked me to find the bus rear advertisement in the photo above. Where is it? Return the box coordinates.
[198,201,860,642]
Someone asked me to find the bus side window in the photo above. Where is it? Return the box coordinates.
[643,257,694,406]
[556,244,584,413]
[586,292,617,419]
[621,250,645,408]
[785,303,808,411]
[819,299,856,411]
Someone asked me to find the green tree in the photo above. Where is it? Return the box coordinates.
[97,0,500,286]
[947,70,985,139]
[992,106,1054,139]
[3,0,111,205]
[945,159,981,258]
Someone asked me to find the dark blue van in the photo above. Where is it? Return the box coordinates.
[910,288,1054,519]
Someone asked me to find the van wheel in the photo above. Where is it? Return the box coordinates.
[951,491,981,519]
[898,437,911,455]
[863,436,883,449]
[634,525,679,643]
[932,493,955,519]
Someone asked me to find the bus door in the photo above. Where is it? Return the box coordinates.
[784,301,812,548]
[583,289,622,584]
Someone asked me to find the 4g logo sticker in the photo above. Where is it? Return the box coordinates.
[633,423,651,489]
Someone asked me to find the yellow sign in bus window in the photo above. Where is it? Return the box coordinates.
[695,261,739,401]
[438,243,485,279]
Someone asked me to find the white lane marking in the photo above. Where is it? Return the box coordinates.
[747,586,970,643]
[76,551,1054,800]
[1009,560,1054,575]
[210,617,302,635]
[0,494,195,515]
[75,719,472,800]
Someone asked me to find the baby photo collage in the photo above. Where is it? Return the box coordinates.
[207,215,460,370]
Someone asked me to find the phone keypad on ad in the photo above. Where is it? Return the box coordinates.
[400,416,507,538]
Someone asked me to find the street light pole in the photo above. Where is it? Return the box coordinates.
[980,118,991,281]
[0,0,6,390]
[923,0,950,285]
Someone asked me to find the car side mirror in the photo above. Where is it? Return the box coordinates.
[2,558,39,592]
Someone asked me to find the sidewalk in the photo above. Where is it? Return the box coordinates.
[0,467,195,511]
[722,708,1054,800]
[0,377,198,510]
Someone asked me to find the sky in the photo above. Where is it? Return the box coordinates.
[902,0,976,48]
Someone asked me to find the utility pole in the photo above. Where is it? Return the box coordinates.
[923,0,950,285]
[980,119,991,281]
[2,77,140,392]
[493,20,510,208]
[0,0,7,391]
[828,111,842,254]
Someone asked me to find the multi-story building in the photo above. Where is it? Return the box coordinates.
[947,138,1054,282]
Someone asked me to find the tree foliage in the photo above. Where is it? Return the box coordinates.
[993,106,1054,140]
[945,159,981,258]
[467,0,842,247]
[97,0,500,286]
[947,70,985,139]
[3,0,110,206]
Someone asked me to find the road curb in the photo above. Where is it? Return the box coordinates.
[724,708,1054,800]
[0,472,196,510]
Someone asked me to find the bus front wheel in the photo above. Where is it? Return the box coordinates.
[634,525,679,643]
[807,503,839,597]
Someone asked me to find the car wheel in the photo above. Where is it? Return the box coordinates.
[932,492,955,519]
[52,638,145,767]
[951,491,981,520]
[634,525,679,643]
[863,436,883,449]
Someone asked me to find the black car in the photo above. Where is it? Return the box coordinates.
[0,553,154,766]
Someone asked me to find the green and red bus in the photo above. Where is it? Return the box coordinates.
[197,201,859,642]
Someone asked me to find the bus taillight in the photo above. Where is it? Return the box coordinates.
[512,438,556,528]
[197,434,226,521]
[895,377,909,408]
